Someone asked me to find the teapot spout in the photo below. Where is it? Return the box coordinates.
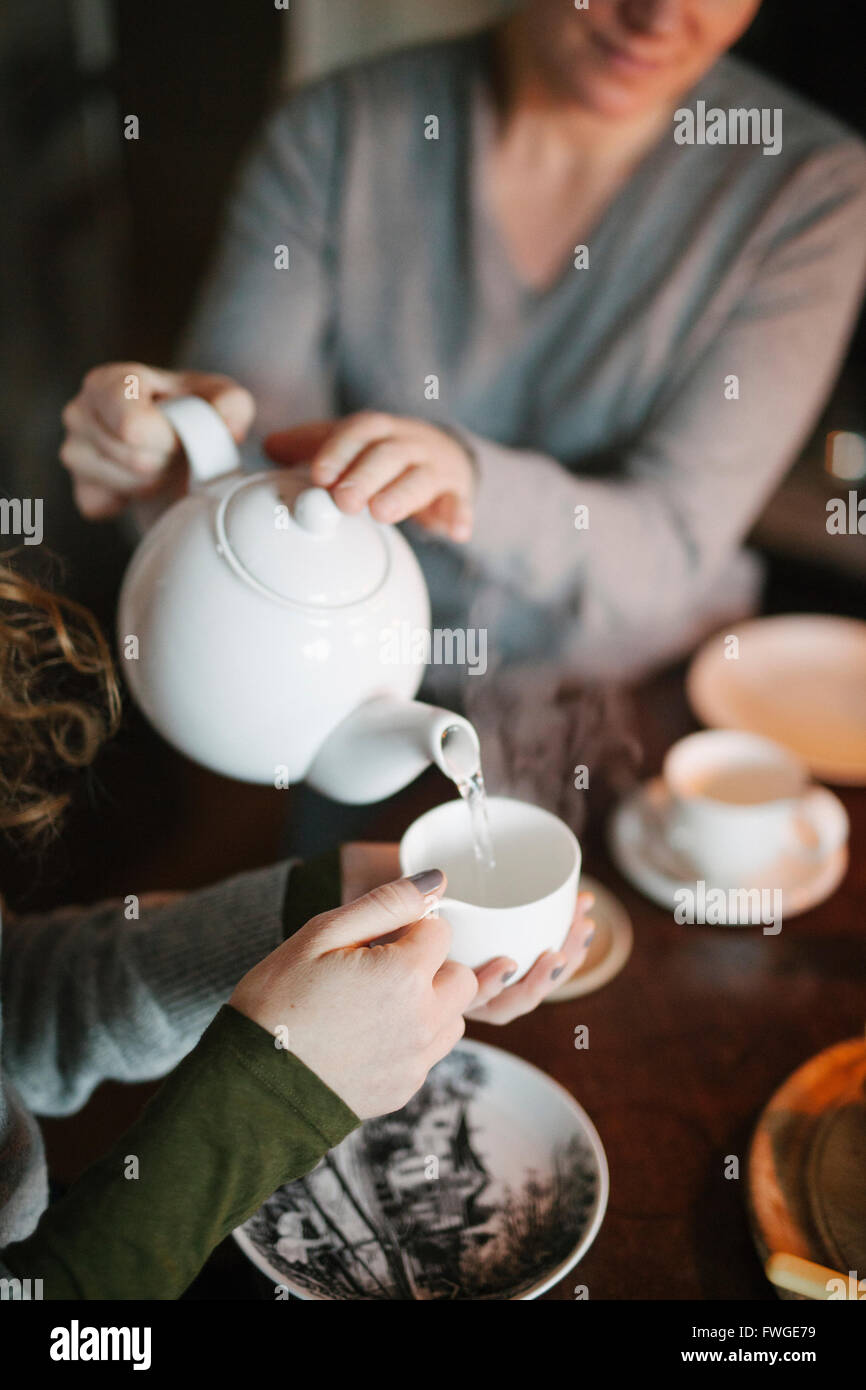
[305,697,481,805]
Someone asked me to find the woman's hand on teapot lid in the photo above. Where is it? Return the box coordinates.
[264,410,476,543]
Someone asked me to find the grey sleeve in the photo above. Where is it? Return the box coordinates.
[0,860,291,1116]
[460,142,866,642]
[178,78,345,438]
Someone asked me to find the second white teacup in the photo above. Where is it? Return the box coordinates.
[663,729,826,883]
[399,796,580,981]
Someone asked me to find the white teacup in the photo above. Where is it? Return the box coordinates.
[662,730,831,883]
[399,796,580,981]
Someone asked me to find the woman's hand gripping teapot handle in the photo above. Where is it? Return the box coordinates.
[60,363,254,521]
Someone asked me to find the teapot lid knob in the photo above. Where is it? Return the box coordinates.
[292,486,342,535]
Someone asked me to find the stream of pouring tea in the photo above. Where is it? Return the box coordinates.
[441,726,496,898]
[458,769,496,874]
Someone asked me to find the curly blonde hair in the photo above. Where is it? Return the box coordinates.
[0,553,121,843]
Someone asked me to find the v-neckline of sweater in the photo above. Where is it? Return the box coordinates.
[465,42,709,307]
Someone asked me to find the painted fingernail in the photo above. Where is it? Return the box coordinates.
[551,965,565,980]
[501,969,517,984]
[408,869,444,895]
[583,929,596,948]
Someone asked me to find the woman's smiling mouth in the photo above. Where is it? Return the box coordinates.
[590,30,668,75]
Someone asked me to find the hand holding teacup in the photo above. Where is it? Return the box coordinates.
[399,797,594,1018]
[341,829,595,1025]
[464,893,595,1024]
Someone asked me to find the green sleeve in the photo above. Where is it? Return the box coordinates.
[281,847,342,939]
[2,1004,360,1299]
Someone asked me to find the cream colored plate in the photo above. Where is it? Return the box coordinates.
[545,875,633,1001]
[686,615,866,784]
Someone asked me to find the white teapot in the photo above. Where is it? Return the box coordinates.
[117,397,480,802]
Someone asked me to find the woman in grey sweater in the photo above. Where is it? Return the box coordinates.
[60,0,866,687]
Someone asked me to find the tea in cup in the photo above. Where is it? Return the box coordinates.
[662,730,820,883]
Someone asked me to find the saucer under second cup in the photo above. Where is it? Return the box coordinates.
[608,778,849,921]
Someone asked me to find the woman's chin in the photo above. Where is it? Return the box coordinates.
[571,72,665,120]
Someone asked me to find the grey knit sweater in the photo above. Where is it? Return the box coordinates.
[181,30,866,691]
[0,862,289,1260]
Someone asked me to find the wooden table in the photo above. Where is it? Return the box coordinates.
[31,662,865,1301]
[501,668,864,1300]
[356,663,865,1301]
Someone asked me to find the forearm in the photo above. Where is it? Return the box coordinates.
[1,1004,359,1299]
[460,430,693,625]
[0,861,289,1114]
[1,851,343,1116]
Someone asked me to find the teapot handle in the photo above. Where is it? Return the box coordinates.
[159,396,241,486]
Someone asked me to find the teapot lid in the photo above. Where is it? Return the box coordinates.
[218,471,388,607]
